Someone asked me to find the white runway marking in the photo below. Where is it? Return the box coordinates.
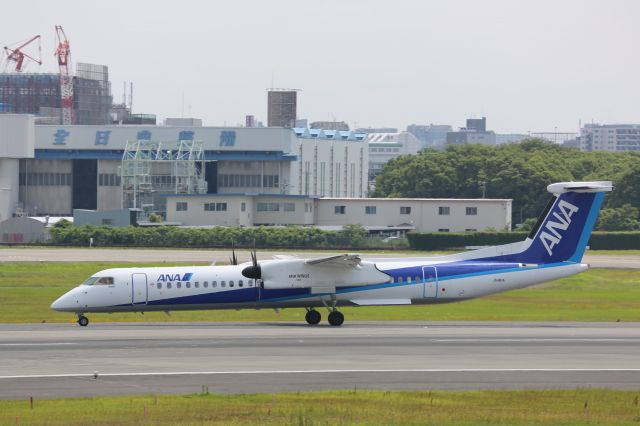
[0,343,78,347]
[432,338,640,342]
[2,368,640,380]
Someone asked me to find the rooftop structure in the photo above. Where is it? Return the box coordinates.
[267,89,297,128]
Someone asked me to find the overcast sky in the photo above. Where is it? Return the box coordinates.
[3,0,639,133]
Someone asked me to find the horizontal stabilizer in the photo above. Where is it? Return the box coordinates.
[547,181,613,194]
[350,298,412,306]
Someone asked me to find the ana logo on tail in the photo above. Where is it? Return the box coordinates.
[538,200,579,256]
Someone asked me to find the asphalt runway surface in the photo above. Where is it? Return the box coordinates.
[1,322,639,399]
[0,247,638,268]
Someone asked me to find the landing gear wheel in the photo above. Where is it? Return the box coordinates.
[328,311,344,326]
[305,309,321,325]
[77,315,89,327]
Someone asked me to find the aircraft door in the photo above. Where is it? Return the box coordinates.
[422,266,438,298]
[132,273,148,305]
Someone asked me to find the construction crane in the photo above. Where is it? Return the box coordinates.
[2,35,42,72]
[54,25,74,125]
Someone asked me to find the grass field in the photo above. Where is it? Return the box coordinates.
[1,262,640,323]
[3,389,640,425]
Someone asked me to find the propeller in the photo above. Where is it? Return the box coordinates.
[229,240,238,266]
[241,246,261,280]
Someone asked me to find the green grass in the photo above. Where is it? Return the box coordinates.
[1,262,640,323]
[3,389,640,425]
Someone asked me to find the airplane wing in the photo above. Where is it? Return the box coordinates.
[272,254,299,260]
[350,298,412,306]
[305,254,361,268]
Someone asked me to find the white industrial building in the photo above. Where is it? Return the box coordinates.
[580,123,640,151]
[366,131,422,182]
[0,114,368,218]
[166,193,512,232]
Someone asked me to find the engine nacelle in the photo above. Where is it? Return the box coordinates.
[260,259,390,290]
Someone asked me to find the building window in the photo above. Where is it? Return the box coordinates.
[400,206,411,215]
[257,202,280,212]
[204,203,215,211]
[334,206,346,214]
[241,202,246,212]
[176,202,188,211]
[465,229,477,232]
[284,203,296,212]
[365,206,376,215]
[466,207,478,216]
[438,206,450,215]
[216,203,227,211]
[438,228,450,232]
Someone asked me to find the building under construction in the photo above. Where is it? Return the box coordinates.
[0,63,112,125]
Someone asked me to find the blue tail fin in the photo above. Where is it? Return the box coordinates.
[516,181,612,264]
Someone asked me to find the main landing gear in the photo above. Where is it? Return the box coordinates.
[305,297,345,326]
[305,309,321,325]
[77,314,89,327]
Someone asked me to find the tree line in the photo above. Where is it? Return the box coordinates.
[373,139,640,230]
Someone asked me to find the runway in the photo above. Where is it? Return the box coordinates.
[0,247,638,268]
[1,322,639,399]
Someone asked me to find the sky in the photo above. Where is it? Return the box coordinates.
[2,0,639,133]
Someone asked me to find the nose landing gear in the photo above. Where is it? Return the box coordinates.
[77,315,89,327]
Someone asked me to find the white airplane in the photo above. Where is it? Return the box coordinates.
[52,181,612,327]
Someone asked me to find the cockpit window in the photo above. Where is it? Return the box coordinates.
[81,276,100,286]
[81,276,114,286]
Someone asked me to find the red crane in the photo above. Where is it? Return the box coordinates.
[54,25,74,125]
[2,35,42,72]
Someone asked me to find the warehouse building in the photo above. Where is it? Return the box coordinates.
[165,193,512,232]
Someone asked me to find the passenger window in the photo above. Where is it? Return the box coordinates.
[229,281,234,287]
[195,282,199,288]
[249,279,254,287]
[167,282,172,289]
[221,281,226,287]
[415,276,420,282]
[177,282,182,289]
[398,277,403,283]
[204,281,208,288]
[407,276,411,283]
[239,280,243,287]
[213,281,217,287]
[157,283,162,289]
[186,282,191,288]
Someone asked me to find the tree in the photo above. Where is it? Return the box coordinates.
[372,139,640,227]
[596,204,640,231]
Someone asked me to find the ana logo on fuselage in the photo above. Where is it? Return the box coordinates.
[538,200,579,256]
[157,273,193,282]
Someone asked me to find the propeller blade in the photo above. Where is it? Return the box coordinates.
[230,240,238,265]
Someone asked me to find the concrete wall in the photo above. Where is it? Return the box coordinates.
[74,208,135,227]
[315,198,512,232]
[167,195,253,227]
[165,194,512,231]
[97,160,122,211]
[19,159,73,215]
[0,115,34,220]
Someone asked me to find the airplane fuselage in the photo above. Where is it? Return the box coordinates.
[52,260,587,314]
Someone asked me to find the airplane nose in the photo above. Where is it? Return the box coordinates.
[51,291,76,312]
